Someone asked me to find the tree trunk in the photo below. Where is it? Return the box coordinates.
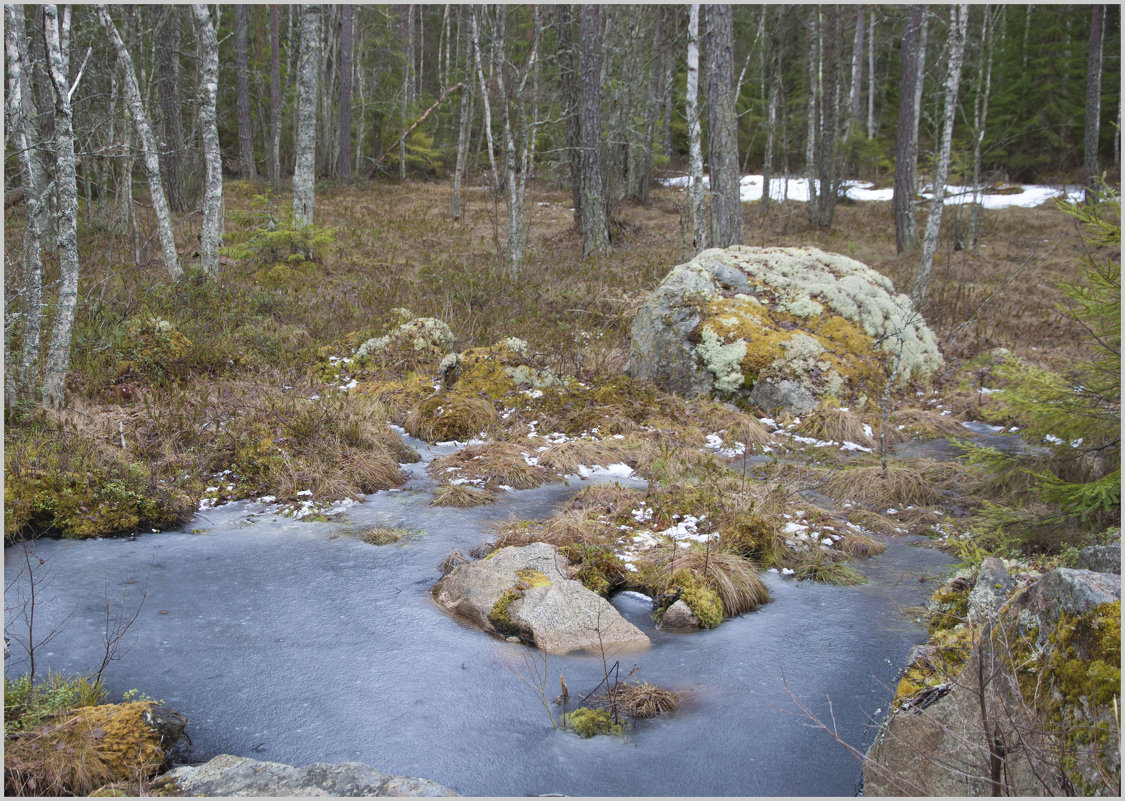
[913,4,968,305]
[471,7,499,194]
[235,4,256,179]
[762,46,779,215]
[402,4,413,179]
[814,4,841,229]
[968,6,995,249]
[637,6,666,205]
[269,4,282,189]
[155,7,188,211]
[96,4,182,280]
[805,6,821,226]
[867,7,876,138]
[293,4,320,226]
[557,5,583,228]
[849,5,865,134]
[704,4,742,247]
[39,4,80,409]
[5,5,45,401]
[192,4,222,276]
[338,4,354,180]
[1084,4,1105,199]
[450,71,473,221]
[29,5,57,249]
[579,4,609,257]
[893,5,924,254]
[686,4,707,254]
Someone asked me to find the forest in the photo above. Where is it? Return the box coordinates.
[3,3,1122,798]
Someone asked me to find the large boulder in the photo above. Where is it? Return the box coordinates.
[158,754,457,796]
[431,542,649,654]
[628,246,942,413]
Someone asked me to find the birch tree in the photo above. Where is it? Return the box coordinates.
[269,4,282,189]
[686,4,707,254]
[192,4,222,276]
[471,7,499,194]
[40,4,81,409]
[893,5,924,254]
[96,4,182,279]
[155,7,187,211]
[5,4,45,402]
[704,4,742,247]
[235,4,256,179]
[968,6,996,249]
[579,4,610,257]
[913,4,969,305]
[557,4,583,227]
[293,4,320,227]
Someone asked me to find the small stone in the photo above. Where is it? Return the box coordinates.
[1074,544,1121,575]
[658,600,701,631]
[90,727,107,740]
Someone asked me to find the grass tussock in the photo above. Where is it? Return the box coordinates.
[889,407,971,440]
[429,442,553,490]
[534,439,630,475]
[789,553,869,585]
[562,483,647,517]
[795,406,875,447]
[836,533,889,558]
[494,509,610,550]
[823,463,947,508]
[404,394,498,443]
[616,681,680,719]
[360,526,413,545]
[430,483,497,507]
[4,702,165,797]
[845,508,908,536]
[661,549,770,617]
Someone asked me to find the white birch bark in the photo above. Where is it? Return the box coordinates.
[293,4,320,227]
[913,5,969,305]
[96,4,182,280]
[969,6,995,249]
[471,7,500,195]
[450,65,473,221]
[40,4,80,409]
[686,4,706,254]
[5,5,45,398]
[192,5,223,276]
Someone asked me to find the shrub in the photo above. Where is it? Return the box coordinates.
[4,673,108,737]
[222,193,338,264]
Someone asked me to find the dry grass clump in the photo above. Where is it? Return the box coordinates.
[631,434,724,484]
[616,681,680,719]
[562,483,646,517]
[493,509,612,549]
[534,439,630,474]
[404,394,498,442]
[836,533,889,557]
[429,442,553,490]
[845,508,908,536]
[270,446,406,500]
[822,463,946,508]
[4,702,165,797]
[689,402,774,451]
[670,549,771,616]
[718,510,788,568]
[788,551,869,585]
[794,406,876,447]
[889,407,970,440]
[430,483,497,507]
[360,526,412,545]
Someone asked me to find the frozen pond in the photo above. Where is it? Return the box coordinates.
[4,437,955,796]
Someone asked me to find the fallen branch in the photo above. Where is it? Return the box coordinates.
[371,81,464,173]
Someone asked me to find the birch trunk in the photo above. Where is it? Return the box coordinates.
[40,4,80,409]
[1084,4,1105,199]
[269,5,282,189]
[814,4,841,229]
[704,4,742,247]
[450,16,473,222]
[867,9,876,138]
[338,4,354,180]
[686,4,707,254]
[235,5,256,179]
[192,4,222,276]
[968,6,995,249]
[96,4,182,280]
[5,5,45,400]
[293,4,320,227]
[893,5,923,254]
[471,7,499,195]
[913,4,968,305]
[849,4,865,135]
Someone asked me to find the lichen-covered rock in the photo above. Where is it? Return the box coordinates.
[1013,567,1120,649]
[431,542,649,653]
[1075,544,1121,574]
[158,754,457,796]
[628,246,942,413]
[355,311,455,365]
[967,556,1015,623]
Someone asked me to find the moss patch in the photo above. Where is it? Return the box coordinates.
[564,707,624,738]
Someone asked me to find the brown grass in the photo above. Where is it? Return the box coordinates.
[428,442,553,490]
[616,681,680,719]
[360,526,412,545]
[836,533,889,558]
[430,483,497,507]
[493,509,612,550]
[794,406,876,447]
[404,394,498,443]
[669,549,771,616]
[823,463,947,508]
[889,407,971,440]
[845,508,909,536]
[562,483,647,517]
[534,438,630,475]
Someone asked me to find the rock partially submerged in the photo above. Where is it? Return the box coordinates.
[628,246,942,413]
[431,542,649,653]
[159,754,457,796]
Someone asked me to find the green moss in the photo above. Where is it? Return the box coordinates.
[892,627,975,708]
[559,544,625,596]
[1044,600,1120,712]
[666,570,723,629]
[928,581,972,634]
[565,707,624,738]
[489,588,524,634]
